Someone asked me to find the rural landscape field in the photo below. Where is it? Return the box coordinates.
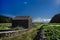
[0,0,60,40]
[0,23,60,40]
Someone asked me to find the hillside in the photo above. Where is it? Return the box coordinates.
[0,15,12,23]
[0,24,60,40]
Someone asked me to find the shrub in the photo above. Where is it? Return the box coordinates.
[0,24,41,40]
[13,26,24,30]
[43,24,60,40]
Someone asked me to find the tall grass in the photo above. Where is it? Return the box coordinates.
[0,23,25,30]
[0,23,60,40]
[0,23,11,30]
[43,24,60,40]
[0,24,41,40]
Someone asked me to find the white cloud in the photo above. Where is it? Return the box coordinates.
[54,0,60,5]
[33,17,51,23]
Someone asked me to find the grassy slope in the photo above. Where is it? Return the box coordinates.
[0,23,11,30]
[0,23,25,30]
[0,24,42,40]
[43,24,60,40]
[0,23,60,40]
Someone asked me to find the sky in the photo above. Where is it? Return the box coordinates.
[0,0,60,22]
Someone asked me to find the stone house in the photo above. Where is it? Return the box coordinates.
[12,16,32,28]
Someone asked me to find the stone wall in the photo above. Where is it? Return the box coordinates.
[0,29,28,38]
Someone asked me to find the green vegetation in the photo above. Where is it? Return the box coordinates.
[13,26,25,30]
[0,23,25,30]
[0,23,11,30]
[43,24,60,40]
[0,15,12,23]
[0,23,60,40]
[0,24,41,40]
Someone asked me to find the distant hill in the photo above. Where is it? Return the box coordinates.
[0,15,12,23]
[50,14,60,23]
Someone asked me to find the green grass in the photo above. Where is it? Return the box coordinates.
[13,26,25,30]
[0,24,42,40]
[0,23,25,30]
[0,23,60,40]
[0,23,11,30]
[43,24,60,40]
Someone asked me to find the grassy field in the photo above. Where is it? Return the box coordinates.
[0,23,24,30]
[0,23,60,40]
[0,23,11,30]
[0,23,42,40]
[43,24,60,40]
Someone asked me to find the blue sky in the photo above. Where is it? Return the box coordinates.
[0,0,60,22]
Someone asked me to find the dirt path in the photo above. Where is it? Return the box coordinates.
[33,25,47,40]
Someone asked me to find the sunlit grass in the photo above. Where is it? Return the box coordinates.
[43,24,60,40]
[0,24,41,40]
[0,23,60,40]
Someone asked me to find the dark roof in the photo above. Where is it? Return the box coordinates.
[12,16,31,20]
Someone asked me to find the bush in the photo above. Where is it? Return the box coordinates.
[43,24,60,40]
[0,24,41,40]
[13,26,24,30]
[0,23,11,30]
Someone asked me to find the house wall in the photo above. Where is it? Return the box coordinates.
[12,20,29,28]
[28,18,32,28]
